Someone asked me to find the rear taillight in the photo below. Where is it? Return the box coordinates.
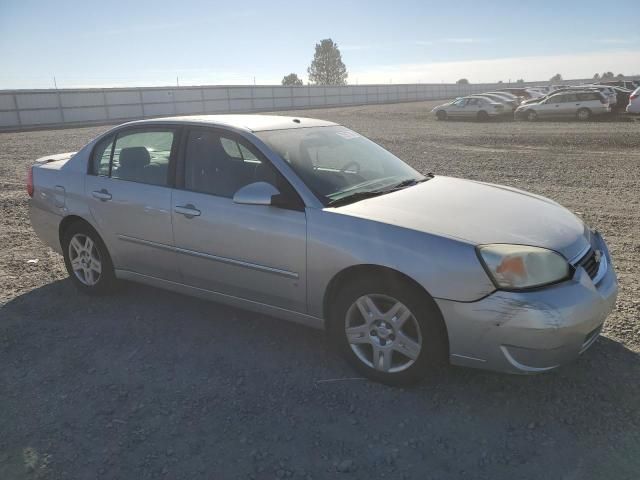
[27,166,34,197]
[631,94,639,100]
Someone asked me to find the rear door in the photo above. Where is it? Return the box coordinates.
[85,127,180,280]
[462,98,481,117]
[558,93,578,116]
[171,127,307,313]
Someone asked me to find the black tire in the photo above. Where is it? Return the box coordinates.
[435,110,447,121]
[61,220,117,295]
[477,110,489,122]
[526,110,538,122]
[576,108,591,121]
[329,274,448,386]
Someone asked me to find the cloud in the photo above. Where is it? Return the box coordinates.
[349,50,639,84]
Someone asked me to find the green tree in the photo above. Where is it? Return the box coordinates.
[516,79,525,83]
[601,71,615,80]
[281,73,303,86]
[307,39,348,85]
[616,73,625,79]
[550,73,562,82]
[456,78,469,85]
[593,73,600,80]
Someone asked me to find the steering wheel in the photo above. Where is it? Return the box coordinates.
[340,160,360,174]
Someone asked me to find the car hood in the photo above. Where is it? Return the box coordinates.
[330,176,589,261]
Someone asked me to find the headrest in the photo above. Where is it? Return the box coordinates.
[119,147,150,169]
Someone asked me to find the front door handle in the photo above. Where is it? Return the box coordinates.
[92,189,112,201]
[174,204,201,218]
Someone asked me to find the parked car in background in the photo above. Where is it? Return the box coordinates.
[515,90,610,121]
[470,93,519,110]
[498,87,544,99]
[432,96,509,120]
[607,86,632,111]
[627,87,640,113]
[28,115,618,384]
[484,91,520,101]
[599,80,638,90]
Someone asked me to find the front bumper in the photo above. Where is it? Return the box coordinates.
[436,232,618,374]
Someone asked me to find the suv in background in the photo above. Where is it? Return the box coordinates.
[627,87,640,114]
[515,90,610,121]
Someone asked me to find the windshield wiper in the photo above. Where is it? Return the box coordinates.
[326,190,391,208]
[326,175,434,208]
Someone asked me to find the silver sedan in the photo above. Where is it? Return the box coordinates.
[432,96,509,120]
[29,115,617,385]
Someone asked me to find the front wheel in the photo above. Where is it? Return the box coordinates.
[62,221,117,294]
[477,110,489,122]
[435,110,447,121]
[526,110,538,121]
[576,108,591,121]
[329,275,448,385]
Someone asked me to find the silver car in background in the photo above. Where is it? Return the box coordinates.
[29,115,617,385]
[515,90,610,121]
[432,96,508,121]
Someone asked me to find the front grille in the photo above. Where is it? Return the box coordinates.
[575,248,600,280]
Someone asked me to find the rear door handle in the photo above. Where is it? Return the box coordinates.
[92,189,112,201]
[174,204,201,218]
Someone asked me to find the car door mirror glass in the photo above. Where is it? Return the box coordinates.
[233,181,281,206]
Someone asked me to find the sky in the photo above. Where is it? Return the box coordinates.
[1,0,639,89]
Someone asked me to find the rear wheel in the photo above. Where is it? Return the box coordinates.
[576,108,591,121]
[477,110,489,122]
[62,221,117,294]
[435,110,447,121]
[329,275,447,385]
[526,110,538,121]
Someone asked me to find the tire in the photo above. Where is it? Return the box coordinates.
[329,274,448,386]
[477,110,489,122]
[526,110,538,122]
[435,110,447,121]
[61,220,117,294]
[576,108,591,121]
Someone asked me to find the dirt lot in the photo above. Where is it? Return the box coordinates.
[1,101,639,479]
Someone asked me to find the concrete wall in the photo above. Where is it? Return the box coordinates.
[0,81,589,131]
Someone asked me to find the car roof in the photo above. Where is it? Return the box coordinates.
[119,114,338,132]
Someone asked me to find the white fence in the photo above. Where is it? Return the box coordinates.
[0,82,546,131]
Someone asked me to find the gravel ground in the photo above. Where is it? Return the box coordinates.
[1,101,639,479]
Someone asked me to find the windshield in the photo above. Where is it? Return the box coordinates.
[256,126,424,204]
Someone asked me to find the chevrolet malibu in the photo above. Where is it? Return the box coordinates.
[28,115,618,385]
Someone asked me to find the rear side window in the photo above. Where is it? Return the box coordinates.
[577,92,598,101]
[92,136,114,176]
[111,130,175,186]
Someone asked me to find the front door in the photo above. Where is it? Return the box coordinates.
[85,127,180,280]
[171,127,307,313]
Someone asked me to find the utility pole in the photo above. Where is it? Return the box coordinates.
[253,76,256,85]
[176,76,179,87]
[53,76,58,89]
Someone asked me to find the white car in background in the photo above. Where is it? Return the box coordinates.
[470,93,518,110]
[432,96,508,121]
[515,90,610,121]
[627,87,640,113]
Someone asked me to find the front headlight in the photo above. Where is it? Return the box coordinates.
[477,244,570,290]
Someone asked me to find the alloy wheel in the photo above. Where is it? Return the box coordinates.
[344,294,423,373]
[68,233,102,286]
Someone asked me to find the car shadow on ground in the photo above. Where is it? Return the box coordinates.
[2,279,639,479]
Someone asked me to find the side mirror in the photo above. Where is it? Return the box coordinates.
[233,181,281,206]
